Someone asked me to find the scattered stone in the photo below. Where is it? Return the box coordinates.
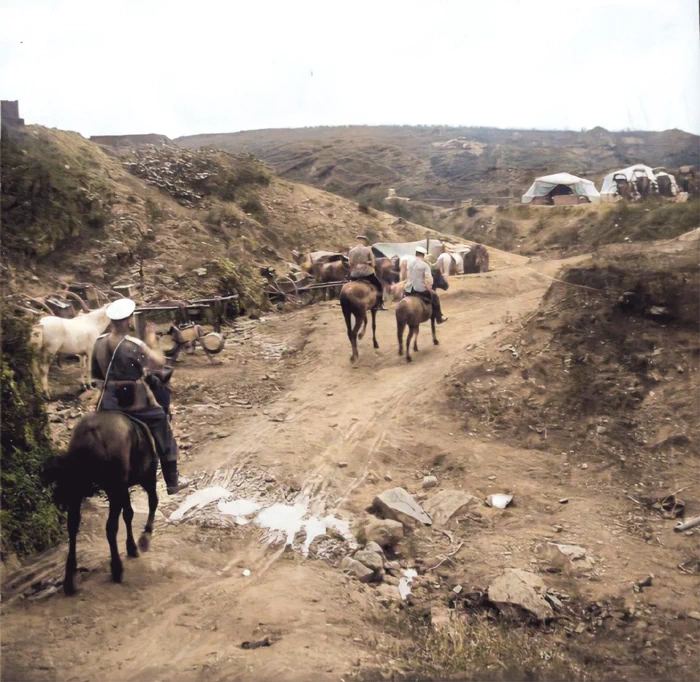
[575,623,586,634]
[337,462,348,468]
[634,575,654,593]
[373,488,432,527]
[422,489,478,527]
[354,548,384,572]
[365,541,384,555]
[384,473,393,482]
[488,475,496,481]
[559,498,569,504]
[375,583,400,603]
[580,463,588,470]
[486,493,513,509]
[687,611,700,620]
[452,585,463,594]
[363,519,404,549]
[340,556,374,583]
[545,592,564,610]
[488,569,554,622]
[422,476,438,490]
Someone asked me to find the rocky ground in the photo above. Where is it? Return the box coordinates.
[2,232,699,681]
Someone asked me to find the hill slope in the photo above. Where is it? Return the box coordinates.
[2,125,506,309]
[176,125,700,204]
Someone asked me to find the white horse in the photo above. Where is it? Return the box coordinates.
[32,306,111,397]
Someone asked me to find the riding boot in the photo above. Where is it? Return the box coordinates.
[161,459,190,495]
[431,292,447,324]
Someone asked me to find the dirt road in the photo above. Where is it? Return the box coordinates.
[2,258,698,681]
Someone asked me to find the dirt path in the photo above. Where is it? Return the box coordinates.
[2,260,698,681]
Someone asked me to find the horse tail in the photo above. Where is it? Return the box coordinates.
[340,292,353,338]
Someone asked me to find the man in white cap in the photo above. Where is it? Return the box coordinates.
[91,298,189,495]
[404,246,447,323]
[348,235,386,310]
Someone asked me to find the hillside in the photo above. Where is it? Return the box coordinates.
[1,125,476,310]
[176,125,700,204]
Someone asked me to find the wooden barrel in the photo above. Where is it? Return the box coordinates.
[201,332,224,354]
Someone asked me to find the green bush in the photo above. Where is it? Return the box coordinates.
[0,309,64,557]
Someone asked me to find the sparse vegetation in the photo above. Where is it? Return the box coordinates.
[0,308,64,557]
[216,257,268,311]
[1,126,115,258]
[239,194,267,223]
[356,609,579,681]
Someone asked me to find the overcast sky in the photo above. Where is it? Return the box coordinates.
[1,0,699,137]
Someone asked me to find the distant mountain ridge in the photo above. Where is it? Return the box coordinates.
[176,125,700,204]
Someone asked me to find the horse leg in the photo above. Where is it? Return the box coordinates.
[123,490,138,558]
[406,327,415,363]
[106,491,124,583]
[371,308,379,349]
[431,316,439,345]
[41,352,53,399]
[358,313,368,340]
[413,325,420,352]
[138,472,158,552]
[350,313,363,363]
[63,495,82,595]
[397,318,405,356]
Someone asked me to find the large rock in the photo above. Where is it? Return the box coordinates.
[365,541,385,555]
[354,548,384,572]
[340,556,374,583]
[373,488,432,527]
[422,489,478,526]
[364,519,404,548]
[488,569,553,622]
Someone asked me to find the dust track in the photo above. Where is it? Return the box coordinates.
[2,260,697,682]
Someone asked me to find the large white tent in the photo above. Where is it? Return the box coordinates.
[522,172,601,204]
[600,164,678,201]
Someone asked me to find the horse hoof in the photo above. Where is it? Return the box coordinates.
[406,356,413,363]
[111,562,123,584]
[373,343,379,349]
[127,544,139,559]
[433,339,440,345]
[138,533,151,552]
[63,581,77,596]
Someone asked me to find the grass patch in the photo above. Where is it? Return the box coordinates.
[1,308,64,557]
[354,608,580,681]
[216,257,268,312]
[239,193,267,223]
[1,126,115,258]
[569,199,699,249]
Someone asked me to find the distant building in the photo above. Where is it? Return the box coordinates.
[1,100,25,128]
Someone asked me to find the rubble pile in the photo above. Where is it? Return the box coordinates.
[122,144,268,207]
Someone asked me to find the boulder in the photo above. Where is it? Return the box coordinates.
[373,488,432,527]
[354,548,384,572]
[422,476,438,489]
[364,519,404,548]
[340,556,374,583]
[422,489,478,527]
[488,569,553,622]
[365,541,385,555]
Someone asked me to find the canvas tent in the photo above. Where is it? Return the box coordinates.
[599,164,677,202]
[522,172,601,205]
[372,239,445,261]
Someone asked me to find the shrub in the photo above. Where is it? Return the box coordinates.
[1,308,64,557]
[239,195,267,223]
[466,206,478,217]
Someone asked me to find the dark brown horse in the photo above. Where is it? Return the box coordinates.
[339,280,379,363]
[463,244,490,274]
[48,411,160,595]
[396,295,438,363]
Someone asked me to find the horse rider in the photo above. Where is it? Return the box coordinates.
[90,298,189,495]
[348,235,386,310]
[404,246,447,323]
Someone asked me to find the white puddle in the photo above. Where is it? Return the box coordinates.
[169,486,231,521]
[170,487,352,554]
[399,568,418,600]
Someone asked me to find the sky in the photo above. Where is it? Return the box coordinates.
[1,0,699,137]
